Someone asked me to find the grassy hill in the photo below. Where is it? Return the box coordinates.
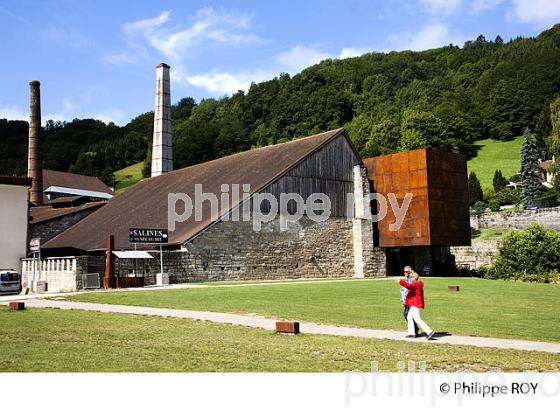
[113,162,144,193]
[467,137,523,189]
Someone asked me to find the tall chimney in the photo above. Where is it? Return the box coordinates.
[151,63,173,177]
[28,80,43,205]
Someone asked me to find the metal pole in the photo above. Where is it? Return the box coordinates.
[160,244,164,277]
[32,252,36,282]
[38,250,42,281]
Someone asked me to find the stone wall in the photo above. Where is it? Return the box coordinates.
[470,207,560,231]
[35,213,387,290]
[352,165,386,278]
[30,208,101,245]
[122,215,386,285]
[449,240,499,269]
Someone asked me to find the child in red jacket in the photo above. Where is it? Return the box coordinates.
[398,271,435,339]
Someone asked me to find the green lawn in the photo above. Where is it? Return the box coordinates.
[113,162,144,192]
[467,137,523,189]
[65,278,560,342]
[1,307,558,372]
[195,277,368,286]
[471,227,516,241]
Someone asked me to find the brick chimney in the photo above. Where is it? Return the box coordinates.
[28,80,43,205]
[151,63,173,177]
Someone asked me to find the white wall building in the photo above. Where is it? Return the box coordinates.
[0,176,31,271]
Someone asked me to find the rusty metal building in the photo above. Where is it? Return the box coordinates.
[363,148,471,275]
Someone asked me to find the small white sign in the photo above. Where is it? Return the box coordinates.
[29,237,41,252]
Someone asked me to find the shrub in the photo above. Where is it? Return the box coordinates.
[491,223,560,281]
[472,201,487,214]
[488,198,501,211]
[493,169,508,192]
[495,188,521,206]
[534,188,559,208]
[468,171,483,206]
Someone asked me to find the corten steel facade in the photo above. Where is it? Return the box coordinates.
[363,148,471,248]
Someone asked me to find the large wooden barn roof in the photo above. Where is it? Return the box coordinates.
[43,128,346,251]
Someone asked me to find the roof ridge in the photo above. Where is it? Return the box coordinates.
[154,128,345,178]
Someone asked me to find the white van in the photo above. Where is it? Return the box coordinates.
[0,269,22,294]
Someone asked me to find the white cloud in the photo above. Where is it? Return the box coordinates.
[186,69,274,95]
[507,0,560,26]
[387,23,466,51]
[276,45,332,73]
[102,52,135,66]
[44,25,94,48]
[471,0,505,13]
[124,10,171,33]
[0,5,31,27]
[419,0,462,15]
[185,43,381,95]
[121,8,259,62]
[108,7,261,91]
[43,98,126,125]
[88,109,126,125]
[0,105,27,121]
[339,47,372,58]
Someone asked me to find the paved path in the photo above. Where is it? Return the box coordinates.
[7,299,560,354]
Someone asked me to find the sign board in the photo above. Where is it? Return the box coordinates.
[129,228,169,244]
[29,238,41,252]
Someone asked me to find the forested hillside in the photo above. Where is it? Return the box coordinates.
[2,24,560,186]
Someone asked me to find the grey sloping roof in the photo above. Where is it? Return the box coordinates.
[30,201,106,224]
[43,128,346,251]
[42,169,114,200]
[0,175,31,187]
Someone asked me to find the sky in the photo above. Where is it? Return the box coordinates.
[1,0,560,126]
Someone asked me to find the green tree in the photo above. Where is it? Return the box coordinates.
[468,171,484,206]
[142,147,152,178]
[535,102,552,157]
[398,109,456,152]
[492,169,508,192]
[346,114,400,158]
[520,127,543,207]
[547,96,560,186]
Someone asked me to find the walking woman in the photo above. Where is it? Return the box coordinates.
[397,269,435,339]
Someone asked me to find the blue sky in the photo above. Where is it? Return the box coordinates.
[1,0,559,125]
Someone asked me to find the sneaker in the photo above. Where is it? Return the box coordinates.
[427,331,435,340]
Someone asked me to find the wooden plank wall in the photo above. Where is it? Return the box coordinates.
[260,134,360,217]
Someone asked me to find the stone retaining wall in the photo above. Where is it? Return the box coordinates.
[470,207,560,230]
[136,215,386,285]
[449,240,499,269]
